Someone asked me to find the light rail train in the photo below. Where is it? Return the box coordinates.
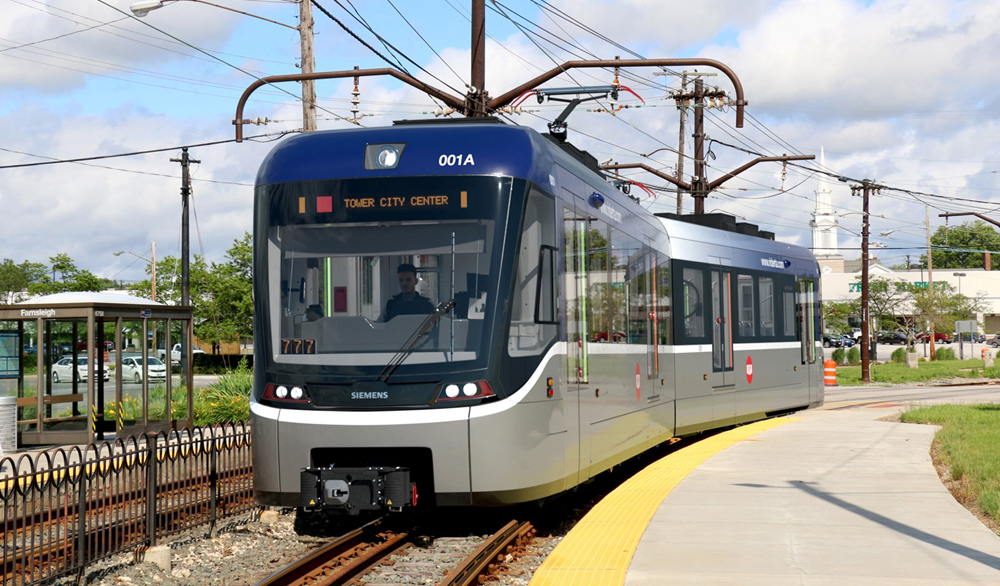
[250,118,823,514]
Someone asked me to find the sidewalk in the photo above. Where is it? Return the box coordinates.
[626,407,1000,585]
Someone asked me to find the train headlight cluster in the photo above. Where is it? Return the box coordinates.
[263,383,310,404]
[437,381,496,403]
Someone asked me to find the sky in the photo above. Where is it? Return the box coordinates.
[2,0,999,285]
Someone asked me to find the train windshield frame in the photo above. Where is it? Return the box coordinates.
[257,175,521,376]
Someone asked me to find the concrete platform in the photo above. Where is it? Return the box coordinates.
[626,407,1000,585]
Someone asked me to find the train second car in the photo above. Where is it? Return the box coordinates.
[250,118,823,514]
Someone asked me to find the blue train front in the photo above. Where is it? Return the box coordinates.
[251,120,575,512]
[250,119,823,514]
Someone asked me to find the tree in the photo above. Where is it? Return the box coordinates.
[26,254,112,296]
[0,259,46,304]
[925,220,1000,270]
[132,233,254,350]
[823,299,857,334]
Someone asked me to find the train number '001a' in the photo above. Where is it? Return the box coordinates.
[438,154,475,166]
[281,339,316,354]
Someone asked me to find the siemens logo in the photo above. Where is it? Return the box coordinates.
[351,391,389,400]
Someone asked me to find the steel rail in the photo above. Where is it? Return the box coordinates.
[437,519,535,586]
[252,517,411,586]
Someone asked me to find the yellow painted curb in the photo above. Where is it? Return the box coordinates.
[530,417,797,586]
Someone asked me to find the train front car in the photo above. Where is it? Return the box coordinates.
[251,120,562,514]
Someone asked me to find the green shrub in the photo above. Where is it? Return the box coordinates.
[192,353,254,375]
[936,347,957,361]
[846,346,861,365]
[890,347,907,363]
[201,356,252,424]
[831,348,846,365]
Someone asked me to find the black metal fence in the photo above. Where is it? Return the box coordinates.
[1,424,254,585]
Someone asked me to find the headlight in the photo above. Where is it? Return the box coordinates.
[445,384,460,398]
[462,383,478,397]
[275,385,289,399]
[290,386,304,400]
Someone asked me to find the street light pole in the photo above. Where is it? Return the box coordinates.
[113,243,156,302]
[131,0,315,131]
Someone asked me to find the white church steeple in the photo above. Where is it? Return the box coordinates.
[810,147,840,256]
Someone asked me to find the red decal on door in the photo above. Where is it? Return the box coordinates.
[636,362,641,401]
[746,356,754,384]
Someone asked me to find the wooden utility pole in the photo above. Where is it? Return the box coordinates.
[927,206,936,360]
[692,78,706,214]
[859,182,872,383]
[468,0,488,117]
[300,0,317,132]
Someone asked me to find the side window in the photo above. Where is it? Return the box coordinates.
[736,274,755,338]
[587,221,610,341]
[678,265,707,342]
[797,278,817,363]
[624,236,646,344]
[535,246,557,324]
[758,276,776,338]
[509,188,557,357]
[608,228,630,341]
[782,279,796,339]
[655,256,672,346]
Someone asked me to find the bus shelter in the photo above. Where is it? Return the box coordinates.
[0,292,194,446]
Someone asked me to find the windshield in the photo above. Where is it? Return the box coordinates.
[262,176,515,371]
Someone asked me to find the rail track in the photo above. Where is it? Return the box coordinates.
[254,517,535,586]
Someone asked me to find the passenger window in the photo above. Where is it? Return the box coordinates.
[682,267,705,339]
[782,281,796,339]
[758,276,775,337]
[737,274,755,338]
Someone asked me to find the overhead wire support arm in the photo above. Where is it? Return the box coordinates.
[488,58,747,127]
[233,68,467,142]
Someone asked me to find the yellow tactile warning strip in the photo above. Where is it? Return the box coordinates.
[529,417,797,586]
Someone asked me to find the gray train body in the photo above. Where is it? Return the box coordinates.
[250,119,823,512]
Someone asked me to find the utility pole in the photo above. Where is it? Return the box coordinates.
[170,147,198,430]
[468,0,488,117]
[692,78,706,214]
[170,148,199,307]
[300,0,316,132]
[927,205,936,360]
[852,180,882,383]
[655,70,717,214]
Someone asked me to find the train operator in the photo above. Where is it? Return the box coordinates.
[384,263,434,321]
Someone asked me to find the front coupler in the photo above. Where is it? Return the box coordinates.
[300,466,415,515]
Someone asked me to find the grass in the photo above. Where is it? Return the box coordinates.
[901,404,1000,528]
[836,359,1000,385]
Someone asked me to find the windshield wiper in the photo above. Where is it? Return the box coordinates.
[377,299,455,382]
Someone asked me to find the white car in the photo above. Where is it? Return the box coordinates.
[120,356,168,383]
[51,357,110,383]
[158,343,206,364]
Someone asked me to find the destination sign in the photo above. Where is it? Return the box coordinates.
[343,194,455,209]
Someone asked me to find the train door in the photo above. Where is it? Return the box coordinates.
[797,277,820,404]
[563,199,590,483]
[710,264,735,421]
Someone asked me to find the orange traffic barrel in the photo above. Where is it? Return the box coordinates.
[824,359,837,387]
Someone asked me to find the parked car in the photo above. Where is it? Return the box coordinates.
[953,332,986,343]
[23,345,36,356]
[822,333,845,348]
[592,331,626,343]
[158,343,206,363]
[876,330,907,345]
[842,328,862,342]
[915,331,952,344]
[51,357,110,383]
[120,356,167,383]
[841,336,856,348]
[988,336,1000,348]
